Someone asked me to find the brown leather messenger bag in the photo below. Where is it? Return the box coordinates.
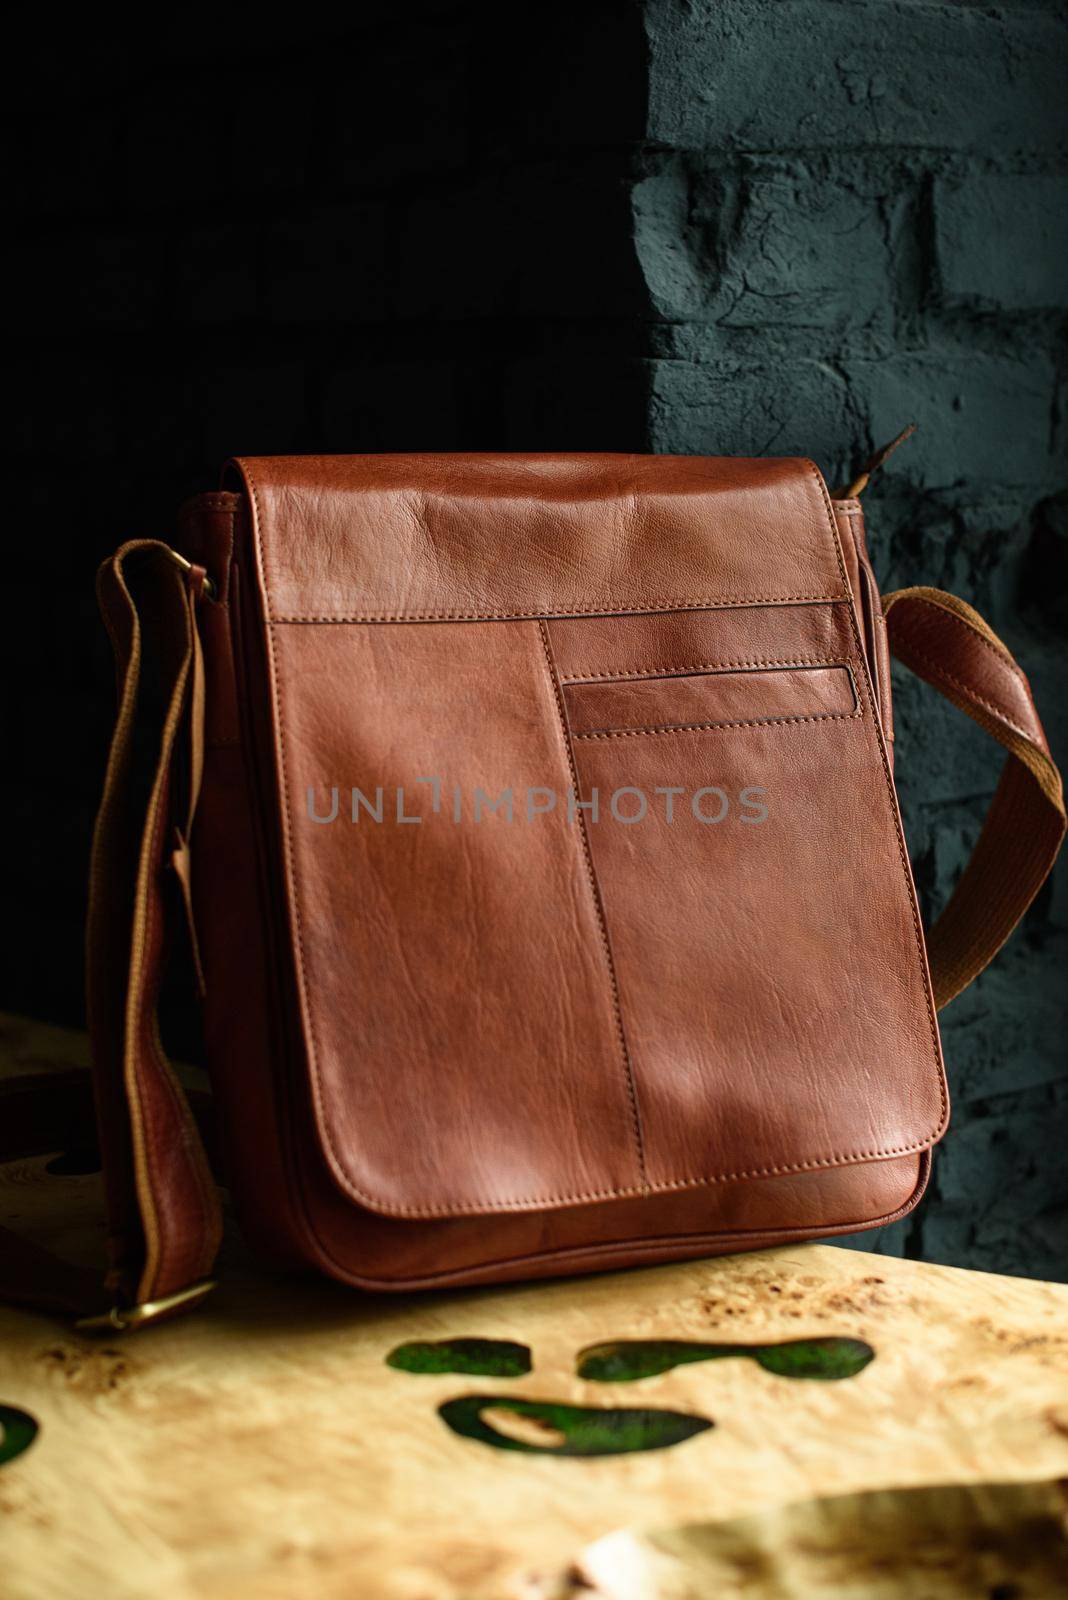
[3,449,1064,1330]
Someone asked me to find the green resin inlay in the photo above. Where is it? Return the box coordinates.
[386,1337,532,1378]
[438,1394,712,1455]
[0,1405,38,1466]
[576,1335,875,1383]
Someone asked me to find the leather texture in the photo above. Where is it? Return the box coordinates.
[194,454,1059,1290]
[229,454,946,1238]
[87,544,222,1306]
[238,453,849,621]
[882,587,1065,1007]
[3,452,1062,1322]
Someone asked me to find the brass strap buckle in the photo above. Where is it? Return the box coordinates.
[75,1279,216,1335]
[161,544,217,601]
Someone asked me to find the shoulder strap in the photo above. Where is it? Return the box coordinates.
[0,542,221,1328]
[883,586,1065,1009]
[1,571,1062,1328]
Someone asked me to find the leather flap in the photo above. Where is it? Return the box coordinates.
[239,453,849,620]
[235,454,947,1221]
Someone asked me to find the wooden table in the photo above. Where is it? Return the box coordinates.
[2,1014,1067,1598]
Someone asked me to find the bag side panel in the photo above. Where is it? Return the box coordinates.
[833,497,894,750]
[183,494,324,1267]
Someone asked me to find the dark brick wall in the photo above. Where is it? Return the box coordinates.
[6,3,1065,1276]
[639,0,1067,1277]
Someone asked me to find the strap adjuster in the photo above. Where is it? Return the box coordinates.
[75,1279,216,1335]
[161,545,217,601]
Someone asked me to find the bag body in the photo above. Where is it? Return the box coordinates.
[178,454,946,1291]
[6,450,1062,1329]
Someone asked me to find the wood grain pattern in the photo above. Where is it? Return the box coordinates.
[576,1479,1068,1598]
[2,1014,1067,1599]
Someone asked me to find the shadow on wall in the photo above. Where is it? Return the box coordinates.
[5,5,648,1024]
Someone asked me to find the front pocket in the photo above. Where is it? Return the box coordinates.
[563,663,857,739]
[563,647,946,1195]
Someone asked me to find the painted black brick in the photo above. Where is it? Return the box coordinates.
[640,0,1067,1277]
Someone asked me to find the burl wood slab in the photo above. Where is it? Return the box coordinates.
[1,1014,1066,1599]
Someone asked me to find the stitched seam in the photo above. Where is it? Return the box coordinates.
[269,594,848,623]
[904,592,1025,678]
[244,464,353,1211]
[286,1140,941,1219]
[897,640,1036,744]
[216,493,236,603]
[127,615,215,1290]
[561,655,839,684]
[897,593,1030,691]
[141,592,220,1285]
[214,495,239,742]
[131,779,165,1289]
[572,708,861,742]
[105,555,204,1292]
[806,461,947,1132]
[537,618,648,1191]
[297,1152,932,1280]
[239,456,847,622]
[107,563,163,1290]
